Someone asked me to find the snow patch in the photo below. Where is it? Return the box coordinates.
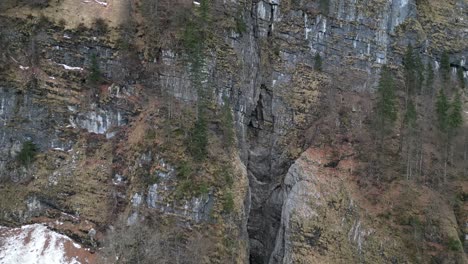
[94,0,108,7]
[57,63,83,71]
[0,224,82,264]
[52,147,66,151]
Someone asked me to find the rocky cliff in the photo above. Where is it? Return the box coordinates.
[0,0,467,263]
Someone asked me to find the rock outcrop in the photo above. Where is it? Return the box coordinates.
[0,0,467,263]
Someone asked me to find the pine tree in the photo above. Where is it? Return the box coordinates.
[448,93,463,133]
[425,61,434,96]
[17,140,37,166]
[435,89,450,182]
[183,1,212,161]
[376,66,398,147]
[402,99,418,181]
[199,0,210,23]
[404,44,416,96]
[404,99,417,128]
[436,92,463,183]
[440,51,450,81]
[414,53,424,94]
[88,54,101,84]
[314,53,323,72]
[436,90,450,132]
[457,64,465,88]
[190,107,208,161]
[319,0,330,15]
[404,44,415,72]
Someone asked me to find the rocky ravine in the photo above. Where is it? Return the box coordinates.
[0,0,467,263]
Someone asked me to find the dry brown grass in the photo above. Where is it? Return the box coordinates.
[3,0,130,29]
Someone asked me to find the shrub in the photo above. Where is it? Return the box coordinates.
[76,23,88,33]
[175,179,192,199]
[447,237,462,251]
[144,172,160,185]
[222,192,234,213]
[177,161,192,179]
[223,169,233,187]
[235,13,247,35]
[17,140,37,166]
[58,19,66,29]
[145,129,156,141]
[196,182,209,196]
[93,18,108,35]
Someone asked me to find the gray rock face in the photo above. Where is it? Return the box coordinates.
[0,19,134,182]
[0,0,467,262]
[230,0,466,262]
[143,159,214,223]
[0,85,72,181]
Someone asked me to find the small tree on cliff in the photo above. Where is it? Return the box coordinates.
[375,66,398,148]
[319,0,330,15]
[17,140,38,167]
[414,53,424,94]
[189,106,208,161]
[88,54,101,84]
[314,53,323,72]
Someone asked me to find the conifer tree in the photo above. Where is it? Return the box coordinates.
[448,93,463,133]
[426,61,435,96]
[319,0,330,15]
[404,99,417,128]
[404,44,416,96]
[457,64,465,88]
[190,106,208,161]
[314,53,323,72]
[436,90,449,132]
[440,51,450,81]
[414,53,424,94]
[88,54,101,84]
[184,0,212,161]
[404,44,415,70]
[376,66,398,147]
[435,92,463,182]
[402,99,418,180]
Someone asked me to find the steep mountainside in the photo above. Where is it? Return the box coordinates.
[0,0,467,263]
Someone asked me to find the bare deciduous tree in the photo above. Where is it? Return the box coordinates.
[100,216,213,264]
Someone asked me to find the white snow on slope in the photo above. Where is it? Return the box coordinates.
[94,0,108,6]
[0,224,84,264]
[57,63,84,71]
